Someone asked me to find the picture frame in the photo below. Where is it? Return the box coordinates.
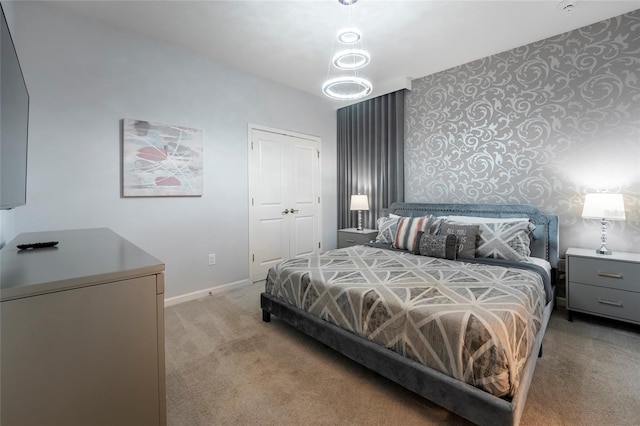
[121,119,203,197]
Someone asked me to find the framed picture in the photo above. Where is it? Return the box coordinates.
[121,119,203,197]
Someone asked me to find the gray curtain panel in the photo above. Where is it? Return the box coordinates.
[337,90,405,230]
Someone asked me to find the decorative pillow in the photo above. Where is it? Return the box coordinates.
[446,217,535,261]
[438,223,480,259]
[375,214,400,244]
[393,216,436,251]
[413,231,457,260]
[475,221,535,260]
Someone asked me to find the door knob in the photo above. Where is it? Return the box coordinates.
[282,209,290,214]
[290,208,299,213]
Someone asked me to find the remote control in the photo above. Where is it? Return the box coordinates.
[17,241,59,250]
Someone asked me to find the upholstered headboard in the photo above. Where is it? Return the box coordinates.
[387,202,559,269]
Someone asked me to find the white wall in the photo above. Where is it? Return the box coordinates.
[8,1,337,299]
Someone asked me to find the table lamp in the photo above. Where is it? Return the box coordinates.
[581,193,626,255]
[350,194,369,231]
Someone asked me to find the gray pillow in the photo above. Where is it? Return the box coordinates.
[475,221,535,261]
[413,232,457,260]
[444,218,535,261]
[375,215,399,244]
[439,223,479,259]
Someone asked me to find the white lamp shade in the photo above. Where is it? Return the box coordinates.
[350,194,369,211]
[582,193,626,220]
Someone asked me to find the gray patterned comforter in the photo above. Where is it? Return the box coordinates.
[265,245,549,398]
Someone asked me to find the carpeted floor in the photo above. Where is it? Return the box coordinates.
[165,282,640,425]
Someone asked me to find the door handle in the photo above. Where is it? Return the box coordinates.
[282,209,290,215]
[290,208,299,213]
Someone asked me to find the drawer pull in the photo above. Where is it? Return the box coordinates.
[597,272,623,279]
[346,239,355,243]
[597,298,623,308]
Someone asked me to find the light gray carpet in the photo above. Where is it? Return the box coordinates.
[165,282,640,425]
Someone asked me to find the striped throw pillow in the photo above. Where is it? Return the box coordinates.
[393,216,435,251]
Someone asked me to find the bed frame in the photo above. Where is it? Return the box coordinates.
[261,202,559,426]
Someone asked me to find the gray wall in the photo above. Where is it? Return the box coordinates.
[405,10,640,256]
[5,1,337,299]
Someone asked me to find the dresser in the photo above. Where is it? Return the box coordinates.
[1,228,166,426]
[566,247,640,325]
[337,228,378,248]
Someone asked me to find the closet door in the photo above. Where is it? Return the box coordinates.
[288,140,319,258]
[249,127,321,282]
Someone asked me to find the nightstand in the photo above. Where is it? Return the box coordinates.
[338,228,378,248]
[566,247,640,325]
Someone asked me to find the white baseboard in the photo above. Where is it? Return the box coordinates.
[164,279,252,307]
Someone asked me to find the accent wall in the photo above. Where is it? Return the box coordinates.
[405,10,640,256]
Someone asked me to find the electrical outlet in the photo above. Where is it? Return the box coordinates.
[208,253,216,266]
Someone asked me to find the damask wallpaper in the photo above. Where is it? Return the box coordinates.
[405,10,640,258]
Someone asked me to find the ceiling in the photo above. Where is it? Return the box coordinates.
[48,0,640,106]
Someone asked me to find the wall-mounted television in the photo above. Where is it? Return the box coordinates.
[1,2,30,210]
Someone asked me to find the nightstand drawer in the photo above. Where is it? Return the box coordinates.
[337,229,378,248]
[569,282,640,324]
[568,256,639,292]
[338,233,372,247]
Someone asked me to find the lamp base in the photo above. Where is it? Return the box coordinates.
[595,219,612,255]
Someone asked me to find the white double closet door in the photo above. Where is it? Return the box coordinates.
[248,126,322,282]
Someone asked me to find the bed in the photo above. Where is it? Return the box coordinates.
[260,202,558,426]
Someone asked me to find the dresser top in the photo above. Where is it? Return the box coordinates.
[566,247,640,263]
[1,228,164,301]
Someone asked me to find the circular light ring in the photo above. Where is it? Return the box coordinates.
[322,76,372,100]
[332,49,370,70]
[337,28,361,44]
[338,0,358,5]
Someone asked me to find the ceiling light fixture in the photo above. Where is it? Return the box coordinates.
[322,77,372,100]
[323,0,372,101]
[337,28,361,44]
[333,49,370,70]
